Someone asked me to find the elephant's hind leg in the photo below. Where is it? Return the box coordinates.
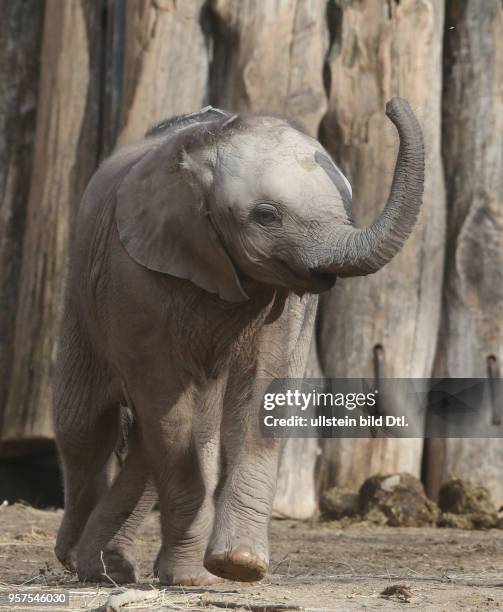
[137,382,222,587]
[75,423,156,584]
[53,315,119,571]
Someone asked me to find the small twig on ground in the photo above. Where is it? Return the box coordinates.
[271,553,292,572]
[100,551,124,591]
[309,559,356,574]
[85,586,105,609]
[18,573,43,586]
[287,558,292,578]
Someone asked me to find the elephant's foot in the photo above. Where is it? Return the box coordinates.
[204,546,268,582]
[155,548,222,586]
[159,567,222,587]
[54,545,76,573]
[76,548,136,584]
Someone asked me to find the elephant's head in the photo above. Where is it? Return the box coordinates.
[116,98,424,302]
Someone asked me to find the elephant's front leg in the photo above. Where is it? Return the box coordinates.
[204,386,282,582]
[139,381,223,586]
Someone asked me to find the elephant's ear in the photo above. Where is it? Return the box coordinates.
[115,139,248,302]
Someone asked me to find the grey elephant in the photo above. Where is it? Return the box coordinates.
[53,98,424,585]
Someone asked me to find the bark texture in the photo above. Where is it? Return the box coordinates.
[317,0,446,491]
[1,1,103,450]
[208,0,328,134]
[426,1,503,504]
[117,0,210,145]
[0,1,44,442]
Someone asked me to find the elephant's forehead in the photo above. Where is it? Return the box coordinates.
[223,126,319,162]
[222,128,349,187]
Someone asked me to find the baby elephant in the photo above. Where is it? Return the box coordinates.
[54,99,424,585]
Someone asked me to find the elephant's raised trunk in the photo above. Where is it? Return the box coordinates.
[318,97,425,277]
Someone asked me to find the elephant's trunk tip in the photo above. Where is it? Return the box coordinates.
[385,97,416,121]
[326,96,425,278]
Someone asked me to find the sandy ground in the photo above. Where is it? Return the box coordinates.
[0,504,502,611]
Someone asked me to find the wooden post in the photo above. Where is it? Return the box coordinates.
[1,1,103,452]
[117,0,210,146]
[316,0,446,492]
[426,1,503,504]
[0,1,44,443]
[207,0,328,134]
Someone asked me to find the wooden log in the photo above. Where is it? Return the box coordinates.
[117,0,210,145]
[426,1,503,504]
[207,0,327,134]
[0,1,44,441]
[207,0,328,517]
[317,0,446,492]
[1,1,103,452]
[274,309,323,519]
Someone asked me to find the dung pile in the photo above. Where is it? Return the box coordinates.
[320,475,503,529]
[359,473,438,527]
[320,473,438,526]
[437,479,503,529]
[319,487,359,521]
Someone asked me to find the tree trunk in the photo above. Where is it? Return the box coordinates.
[426,1,503,504]
[0,1,44,444]
[317,0,446,492]
[1,1,103,453]
[274,307,323,519]
[117,0,210,146]
[207,0,328,134]
[207,0,328,517]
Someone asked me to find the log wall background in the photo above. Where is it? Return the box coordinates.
[317,0,445,496]
[426,0,503,504]
[0,0,44,447]
[0,0,501,514]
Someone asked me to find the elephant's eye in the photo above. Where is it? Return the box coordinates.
[252,203,282,227]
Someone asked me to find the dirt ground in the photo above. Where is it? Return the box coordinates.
[0,504,502,611]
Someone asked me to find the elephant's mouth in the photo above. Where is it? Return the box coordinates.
[308,270,337,293]
[280,261,337,294]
